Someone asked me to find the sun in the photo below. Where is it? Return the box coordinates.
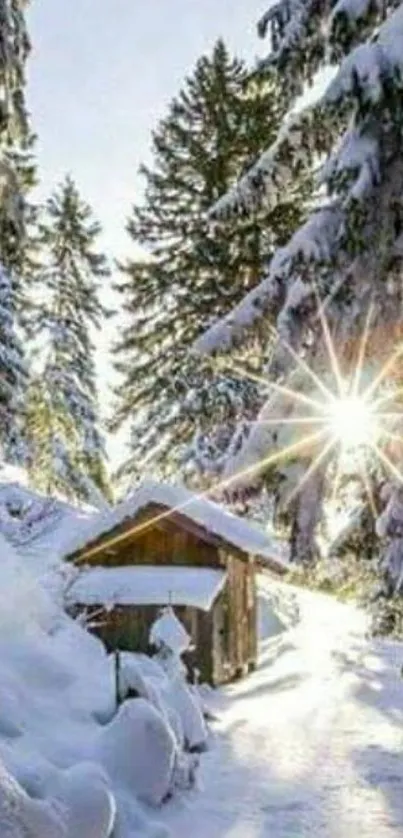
[324,395,379,451]
[117,300,403,547]
[206,295,403,518]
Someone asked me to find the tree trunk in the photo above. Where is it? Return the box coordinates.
[289,466,326,564]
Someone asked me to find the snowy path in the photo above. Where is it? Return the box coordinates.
[161,579,403,838]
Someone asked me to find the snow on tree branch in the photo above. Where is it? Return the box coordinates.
[195,3,403,356]
[193,204,343,354]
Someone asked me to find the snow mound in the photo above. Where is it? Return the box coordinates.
[0,532,205,836]
[150,607,191,655]
[0,759,65,838]
[120,652,208,752]
[48,763,116,838]
[98,698,176,806]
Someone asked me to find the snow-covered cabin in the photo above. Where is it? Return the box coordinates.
[63,480,288,685]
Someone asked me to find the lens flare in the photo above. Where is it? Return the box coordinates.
[208,294,403,522]
[324,395,379,451]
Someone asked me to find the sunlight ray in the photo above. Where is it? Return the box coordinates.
[219,358,326,412]
[216,427,329,493]
[263,376,327,413]
[312,282,345,396]
[371,387,403,410]
[213,359,272,392]
[248,416,326,427]
[77,429,329,563]
[362,344,403,402]
[382,429,403,445]
[329,453,344,510]
[376,411,403,422]
[352,301,374,398]
[284,435,337,508]
[358,462,378,519]
[268,322,337,404]
[371,442,403,485]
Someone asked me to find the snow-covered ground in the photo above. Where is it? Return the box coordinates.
[2,526,403,838]
[161,576,403,838]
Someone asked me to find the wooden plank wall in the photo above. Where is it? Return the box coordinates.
[216,553,257,681]
[91,509,223,570]
[72,602,216,684]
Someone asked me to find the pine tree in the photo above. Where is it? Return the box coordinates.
[32,176,112,502]
[0,0,33,462]
[111,39,307,483]
[0,133,40,325]
[195,3,403,570]
[24,374,76,497]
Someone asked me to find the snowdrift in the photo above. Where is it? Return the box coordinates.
[0,534,206,837]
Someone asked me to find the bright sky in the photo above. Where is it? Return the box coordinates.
[26,1,268,468]
[27,0,268,262]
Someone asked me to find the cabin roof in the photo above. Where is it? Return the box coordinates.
[60,480,289,572]
[67,565,228,611]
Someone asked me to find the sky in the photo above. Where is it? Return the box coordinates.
[25,0,269,468]
[26,0,268,262]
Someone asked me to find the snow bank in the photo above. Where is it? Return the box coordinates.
[0,470,93,576]
[0,531,205,836]
[0,759,65,838]
[98,698,176,806]
[48,763,116,838]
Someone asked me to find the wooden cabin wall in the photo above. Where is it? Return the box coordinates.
[217,552,257,682]
[85,505,223,570]
[72,604,159,653]
[247,562,258,667]
[71,601,215,684]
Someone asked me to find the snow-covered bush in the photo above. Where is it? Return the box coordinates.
[115,609,208,795]
[122,609,209,792]
[119,653,185,747]
[370,591,403,637]
[98,697,177,806]
[149,608,208,748]
[47,762,116,838]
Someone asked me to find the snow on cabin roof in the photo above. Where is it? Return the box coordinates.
[67,565,228,612]
[60,479,289,571]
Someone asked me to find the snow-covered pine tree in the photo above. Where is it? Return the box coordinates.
[32,176,112,502]
[0,133,40,328]
[195,2,403,570]
[0,263,27,461]
[111,39,308,483]
[24,374,77,497]
[0,0,33,462]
